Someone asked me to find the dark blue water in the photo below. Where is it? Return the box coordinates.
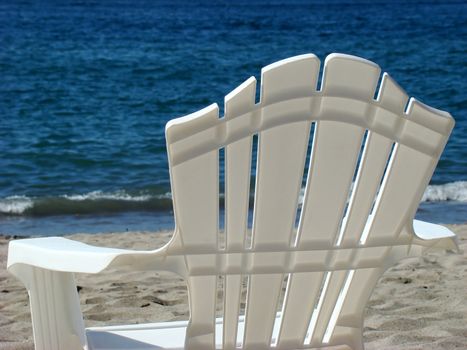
[1,0,466,235]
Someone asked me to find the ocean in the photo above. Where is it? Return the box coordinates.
[0,0,466,235]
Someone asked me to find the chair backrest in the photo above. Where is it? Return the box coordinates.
[164,54,454,349]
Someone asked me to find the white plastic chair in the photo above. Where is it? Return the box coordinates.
[8,53,458,350]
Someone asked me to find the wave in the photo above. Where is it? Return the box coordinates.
[0,196,34,215]
[421,181,467,202]
[62,190,157,202]
[0,190,173,216]
[0,181,466,217]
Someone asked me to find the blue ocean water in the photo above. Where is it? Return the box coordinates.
[0,0,466,235]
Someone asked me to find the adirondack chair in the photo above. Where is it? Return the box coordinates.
[8,53,458,350]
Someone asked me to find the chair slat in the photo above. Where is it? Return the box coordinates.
[330,267,384,344]
[252,122,311,248]
[309,270,348,346]
[167,107,220,349]
[223,274,242,349]
[224,136,252,249]
[340,74,408,247]
[222,79,256,350]
[364,145,437,243]
[168,106,219,251]
[244,55,320,349]
[297,54,380,248]
[252,54,319,249]
[224,77,256,250]
[297,121,364,248]
[364,100,453,245]
[276,272,325,349]
[243,273,284,348]
[185,276,217,349]
[170,152,219,251]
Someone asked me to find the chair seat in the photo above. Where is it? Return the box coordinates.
[87,320,192,350]
[86,315,281,349]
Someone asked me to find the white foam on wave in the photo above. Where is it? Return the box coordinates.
[62,190,174,202]
[422,181,467,202]
[62,190,154,202]
[0,195,34,214]
[296,181,467,206]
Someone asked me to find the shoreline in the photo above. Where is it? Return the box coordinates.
[1,226,466,349]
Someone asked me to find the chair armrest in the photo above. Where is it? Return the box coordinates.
[412,219,459,252]
[6,237,165,350]
[6,235,186,350]
[7,237,155,274]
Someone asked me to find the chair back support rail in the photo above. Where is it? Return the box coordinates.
[164,53,454,349]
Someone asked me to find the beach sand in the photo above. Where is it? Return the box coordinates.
[0,225,466,350]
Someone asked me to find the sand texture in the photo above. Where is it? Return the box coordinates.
[0,225,466,349]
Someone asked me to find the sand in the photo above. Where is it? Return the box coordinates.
[0,225,466,350]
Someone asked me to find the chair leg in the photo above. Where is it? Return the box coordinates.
[346,328,364,350]
[8,264,87,350]
[328,326,364,350]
